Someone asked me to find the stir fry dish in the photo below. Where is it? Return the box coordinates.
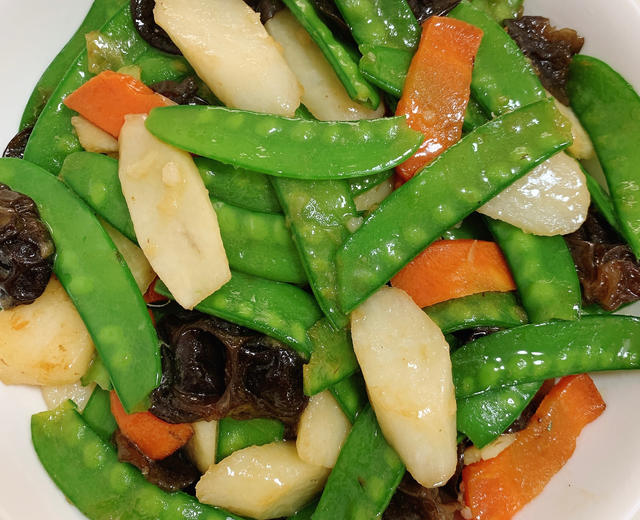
[2,0,640,519]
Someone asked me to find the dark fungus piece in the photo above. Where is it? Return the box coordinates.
[565,209,640,311]
[406,0,462,24]
[150,312,307,425]
[150,77,208,106]
[0,184,54,309]
[3,127,33,159]
[113,429,200,492]
[504,16,584,104]
[130,0,181,55]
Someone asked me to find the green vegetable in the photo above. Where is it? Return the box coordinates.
[23,3,190,174]
[452,315,640,398]
[288,500,318,520]
[216,417,285,462]
[449,1,545,116]
[441,213,491,240]
[348,170,393,197]
[329,373,368,424]
[31,402,242,520]
[336,99,572,313]
[425,291,528,334]
[313,406,404,520]
[358,45,413,97]
[462,98,490,132]
[303,319,358,396]
[145,105,423,180]
[583,169,623,235]
[272,177,358,327]
[567,54,640,258]
[0,158,159,412]
[19,0,127,130]
[81,354,112,391]
[82,387,117,441]
[196,157,282,214]
[154,272,322,358]
[471,0,524,23]
[283,0,380,109]
[485,218,582,322]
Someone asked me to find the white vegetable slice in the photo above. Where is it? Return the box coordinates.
[350,286,457,488]
[0,277,95,386]
[463,433,517,466]
[154,0,301,116]
[41,381,95,412]
[296,390,351,468]
[118,114,230,310]
[477,152,590,236]
[186,420,218,473]
[549,94,595,160]
[354,178,394,213]
[71,115,118,155]
[196,441,329,520]
[265,10,384,121]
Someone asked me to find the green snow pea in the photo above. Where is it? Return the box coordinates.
[452,315,640,398]
[0,158,159,412]
[471,0,523,23]
[583,169,623,235]
[283,0,380,109]
[313,406,404,520]
[272,177,359,328]
[216,417,284,462]
[449,1,545,116]
[288,501,318,520]
[329,373,368,424]
[82,386,117,441]
[358,45,413,97]
[81,354,112,391]
[441,213,491,241]
[145,105,423,180]
[31,402,242,520]
[24,3,190,174]
[456,382,541,448]
[485,217,581,322]
[303,319,358,396]
[336,99,571,313]
[462,98,490,132]
[425,291,528,334]
[348,170,393,197]
[155,273,322,358]
[196,157,282,214]
[19,0,127,130]
[568,55,640,258]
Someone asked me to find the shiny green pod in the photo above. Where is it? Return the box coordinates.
[216,417,285,462]
[329,373,368,424]
[82,387,117,441]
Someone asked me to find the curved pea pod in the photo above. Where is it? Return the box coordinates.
[217,417,285,462]
[23,3,191,174]
[329,373,368,424]
[452,315,640,399]
[462,98,490,132]
[567,54,640,259]
[31,402,242,520]
[358,45,413,97]
[82,386,117,441]
[348,170,393,197]
[19,0,127,130]
[485,217,581,322]
[145,105,423,180]
[441,213,491,241]
[424,291,528,334]
[336,98,572,313]
[583,168,623,235]
[154,272,322,358]
[0,158,159,412]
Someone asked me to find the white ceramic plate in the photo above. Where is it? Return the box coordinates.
[0,1,639,519]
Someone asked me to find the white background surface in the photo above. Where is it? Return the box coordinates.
[0,0,639,519]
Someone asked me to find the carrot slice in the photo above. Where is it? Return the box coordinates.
[395,16,483,183]
[462,374,606,520]
[390,239,516,308]
[110,391,193,460]
[63,70,174,137]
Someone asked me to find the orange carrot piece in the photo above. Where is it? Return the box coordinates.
[395,16,483,183]
[63,70,174,137]
[390,239,515,308]
[110,391,193,460]
[143,277,167,305]
[462,374,606,520]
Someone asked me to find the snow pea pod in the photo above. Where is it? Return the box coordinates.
[336,98,572,313]
[441,213,491,241]
[425,291,528,334]
[196,157,282,214]
[216,417,284,462]
[19,0,127,130]
[313,406,404,520]
[358,45,413,97]
[583,169,623,235]
[23,3,190,174]
[471,0,523,23]
[82,386,117,441]
[329,373,368,424]
[145,105,423,180]
[452,315,640,398]
[303,318,358,396]
[348,170,393,197]
[154,272,322,358]
[0,158,159,412]
[449,1,545,116]
[485,217,581,322]
[31,402,242,520]
[567,55,640,258]
[462,98,490,132]
[282,0,380,109]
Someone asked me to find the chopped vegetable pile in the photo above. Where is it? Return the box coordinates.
[2,0,640,519]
